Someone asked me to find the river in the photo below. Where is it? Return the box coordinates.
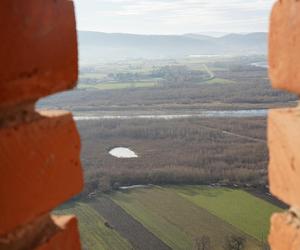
[251,61,268,69]
[74,109,267,121]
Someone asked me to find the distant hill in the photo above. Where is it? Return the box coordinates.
[78,31,267,64]
[186,31,232,37]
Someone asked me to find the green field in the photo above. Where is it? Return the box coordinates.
[78,81,158,90]
[174,186,281,241]
[54,202,132,250]
[111,187,266,250]
[55,186,280,250]
[112,188,193,250]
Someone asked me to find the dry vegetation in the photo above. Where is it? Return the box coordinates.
[39,60,296,112]
[77,117,268,196]
[38,57,296,197]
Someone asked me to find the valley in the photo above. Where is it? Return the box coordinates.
[42,54,295,250]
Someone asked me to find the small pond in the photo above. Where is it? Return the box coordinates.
[109,147,138,158]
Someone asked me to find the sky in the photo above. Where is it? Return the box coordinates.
[73,0,274,35]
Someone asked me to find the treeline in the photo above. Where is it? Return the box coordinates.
[151,65,209,85]
[42,65,296,112]
[80,64,210,86]
[193,234,269,250]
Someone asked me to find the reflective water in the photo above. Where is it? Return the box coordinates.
[251,62,268,68]
[74,109,267,121]
[109,147,138,158]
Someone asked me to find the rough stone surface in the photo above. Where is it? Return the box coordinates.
[268,108,300,207]
[0,111,83,235]
[0,0,78,108]
[35,216,81,250]
[0,215,81,250]
[269,212,300,250]
[269,0,300,94]
[0,214,58,250]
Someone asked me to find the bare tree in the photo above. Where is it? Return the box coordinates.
[98,175,112,193]
[193,235,211,250]
[223,235,246,250]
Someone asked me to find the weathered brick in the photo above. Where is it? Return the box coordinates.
[268,108,300,207]
[0,0,78,108]
[0,111,83,235]
[0,215,81,250]
[35,215,81,250]
[269,0,300,94]
[269,212,300,250]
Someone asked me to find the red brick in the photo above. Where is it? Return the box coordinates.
[268,108,300,207]
[0,214,81,250]
[0,0,78,108]
[35,215,81,250]
[269,0,300,94]
[0,111,83,235]
[269,212,300,250]
[0,214,59,250]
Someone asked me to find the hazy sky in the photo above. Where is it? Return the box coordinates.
[74,0,274,35]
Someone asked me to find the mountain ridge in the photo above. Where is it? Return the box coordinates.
[78,31,267,64]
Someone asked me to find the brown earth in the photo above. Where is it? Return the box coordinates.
[89,196,171,250]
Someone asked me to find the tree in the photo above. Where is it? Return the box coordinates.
[193,235,211,250]
[223,235,246,250]
[98,175,111,193]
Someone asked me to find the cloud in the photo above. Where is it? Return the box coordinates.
[95,0,273,15]
[74,0,274,33]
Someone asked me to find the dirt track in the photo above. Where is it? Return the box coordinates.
[198,124,266,143]
[246,189,288,209]
[90,196,171,250]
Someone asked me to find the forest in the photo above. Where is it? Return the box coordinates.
[77,117,269,196]
[37,56,296,198]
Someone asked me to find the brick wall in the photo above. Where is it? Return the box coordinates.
[0,1,83,249]
[268,0,300,249]
[0,0,298,249]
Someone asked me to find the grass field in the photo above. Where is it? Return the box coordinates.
[111,187,262,250]
[173,186,281,241]
[112,188,193,250]
[78,81,158,90]
[55,186,281,250]
[54,202,132,250]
